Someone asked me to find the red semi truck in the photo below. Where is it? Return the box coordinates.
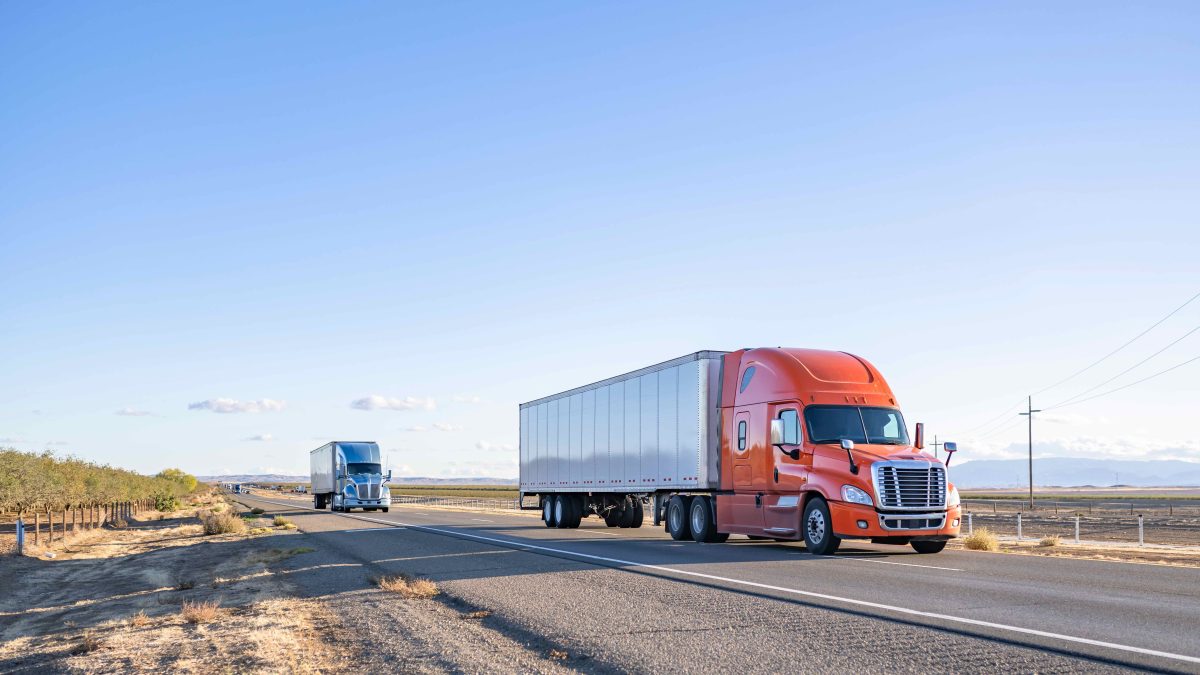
[519,348,961,554]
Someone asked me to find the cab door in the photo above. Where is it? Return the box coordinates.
[726,409,764,532]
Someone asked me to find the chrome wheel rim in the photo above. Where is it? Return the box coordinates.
[807,509,826,543]
[555,498,564,524]
[543,501,552,523]
[669,504,682,532]
[691,505,705,534]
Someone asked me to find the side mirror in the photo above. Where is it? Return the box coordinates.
[943,441,958,467]
[840,439,858,474]
[385,470,393,483]
[914,422,925,450]
[771,419,801,460]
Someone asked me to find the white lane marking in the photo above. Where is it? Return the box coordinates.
[471,518,494,523]
[838,557,963,572]
[339,527,401,533]
[246,496,1200,666]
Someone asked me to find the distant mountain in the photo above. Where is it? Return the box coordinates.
[198,474,518,485]
[949,458,1200,489]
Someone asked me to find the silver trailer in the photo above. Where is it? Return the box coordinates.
[519,351,726,528]
[310,441,392,512]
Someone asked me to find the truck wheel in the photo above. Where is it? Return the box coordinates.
[666,496,692,541]
[566,495,584,528]
[382,508,389,513]
[603,510,619,527]
[542,498,557,528]
[689,496,718,543]
[628,499,644,528]
[911,540,946,554]
[802,497,841,555]
[554,495,572,529]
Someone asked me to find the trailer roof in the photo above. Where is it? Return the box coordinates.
[519,350,729,408]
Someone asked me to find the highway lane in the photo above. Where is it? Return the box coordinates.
[237,492,1200,673]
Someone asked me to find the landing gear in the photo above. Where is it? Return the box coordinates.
[802,497,841,555]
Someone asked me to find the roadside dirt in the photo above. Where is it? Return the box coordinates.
[0,497,583,674]
[947,538,1200,567]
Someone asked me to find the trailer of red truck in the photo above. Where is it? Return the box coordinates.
[519,348,962,554]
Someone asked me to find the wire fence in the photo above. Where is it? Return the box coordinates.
[962,498,1200,517]
[963,510,1200,546]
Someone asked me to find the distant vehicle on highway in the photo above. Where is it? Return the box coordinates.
[310,441,392,512]
[293,485,307,494]
[520,348,962,554]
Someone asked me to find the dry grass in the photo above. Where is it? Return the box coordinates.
[461,610,491,619]
[374,574,439,599]
[202,511,246,535]
[71,632,102,655]
[128,611,151,627]
[272,515,297,530]
[962,527,1000,551]
[548,649,568,660]
[1039,535,1062,547]
[181,599,221,624]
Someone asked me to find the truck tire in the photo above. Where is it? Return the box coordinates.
[689,496,723,543]
[666,496,692,541]
[565,495,584,528]
[543,498,557,528]
[382,507,389,513]
[554,495,572,529]
[603,509,619,527]
[628,499,644,528]
[911,540,946,554]
[802,497,841,555]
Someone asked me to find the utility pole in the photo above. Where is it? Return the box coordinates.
[930,435,944,461]
[1018,395,1041,510]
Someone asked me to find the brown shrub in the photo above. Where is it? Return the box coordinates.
[962,528,999,551]
[374,574,438,599]
[202,511,246,535]
[181,599,221,624]
[1039,535,1061,547]
[128,611,151,627]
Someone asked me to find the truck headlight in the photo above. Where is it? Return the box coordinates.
[946,486,960,508]
[841,485,873,506]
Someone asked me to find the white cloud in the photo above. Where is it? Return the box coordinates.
[246,434,274,442]
[957,435,1200,464]
[452,395,484,404]
[475,440,516,452]
[188,398,286,414]
[403,426,428,432]
[0,437,29,444]
[350,395,435,412]
[433,423,462,432]
[115,407,154,417]
[46,441,69,446]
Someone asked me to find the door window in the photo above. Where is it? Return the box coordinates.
[778,409,800,445]
[737,420,747,452]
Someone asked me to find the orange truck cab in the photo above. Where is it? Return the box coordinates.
[710,348,961,554]
[520,347,962,555]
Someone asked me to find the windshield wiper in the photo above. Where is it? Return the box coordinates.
[870,440,907,445]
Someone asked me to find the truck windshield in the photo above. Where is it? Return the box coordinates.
[805,406,909,445]
[346,463,382,475]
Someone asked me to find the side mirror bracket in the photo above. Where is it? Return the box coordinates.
[770,419,801,460]
[943,442,958,467]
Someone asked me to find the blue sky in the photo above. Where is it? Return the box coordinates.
[2,2,1198,478]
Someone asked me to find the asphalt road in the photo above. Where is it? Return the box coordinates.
[235,492,1200,673]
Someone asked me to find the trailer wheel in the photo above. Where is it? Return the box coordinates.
[910,540,946,554]
[666,496,692,540]
[554,495,572,529]
[627,498,644,528]
[565,495,584,528]
[603,509,619,527]
[542,498,557,528]
[382,507,389,513]
[802,497,841,555]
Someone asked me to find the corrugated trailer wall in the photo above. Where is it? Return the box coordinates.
[520,351,725,493]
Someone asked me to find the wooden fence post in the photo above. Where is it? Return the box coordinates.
[48,508,54,544]
[34,512,40,546]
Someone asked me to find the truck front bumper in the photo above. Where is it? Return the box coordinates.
[830,501,962,540]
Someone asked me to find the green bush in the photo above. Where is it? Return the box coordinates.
[155,493,179,512]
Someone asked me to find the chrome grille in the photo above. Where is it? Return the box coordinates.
[874,463,946,510]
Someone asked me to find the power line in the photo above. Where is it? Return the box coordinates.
[1048,352,1200,410]
[1045,322,1200,409]
[1032,289,1200,396]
